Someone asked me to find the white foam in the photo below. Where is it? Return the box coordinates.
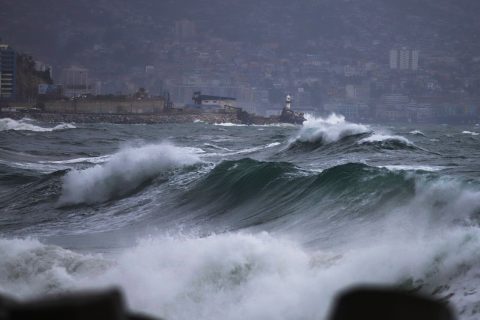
[0,155,112,174]
[2,226,480,320]
[214,122,295,128]
[41,155,111,165]
[214,122,247,127]
[462,131,479,136]
[58,142,201,205]
[409,130,425,136]
[379,165,444,172]
[358,134,414,146]
[0,118,76,132]
[294,114,370,144]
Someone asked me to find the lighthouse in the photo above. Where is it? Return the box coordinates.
[285,94,292,110]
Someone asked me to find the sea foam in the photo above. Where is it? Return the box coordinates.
[58,142,201,205]
[2,225,480,320]
[0,118,75,132]
[358,133,414,147]
[462,131,479,136]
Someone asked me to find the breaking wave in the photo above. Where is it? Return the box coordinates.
[409,130,426,136]
[2,226,480,320]
[358,134,416,149]
[462,131,479,136]
[293,114,370,145]
[0,118,76,132]
[58,142,201,206]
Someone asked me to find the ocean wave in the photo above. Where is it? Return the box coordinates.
[358,134,416,149]
[462,131,479,136]
[214,122,294,128]
[379,165,444,172]
[2,228,480,320]
[58,142,201,206]
[214,122,247,127]
[0,118,76,132]
[409,130,426,136]
[41,155,111,165]
[203,142,281,158]
[179,160,418,228]
[293,114,370,145]
[180,159,480,232]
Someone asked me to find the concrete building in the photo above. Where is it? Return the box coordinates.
[399,48,410,70]
[0,44,17,100]
[411,50,419,70]
[191,91,236,110]
[61,66,91,98]
[389,48,419,71]
[35,61,53,79]
[389,49,398,69]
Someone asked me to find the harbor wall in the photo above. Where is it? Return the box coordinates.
[44,99,165,114]
[0,110,245,124]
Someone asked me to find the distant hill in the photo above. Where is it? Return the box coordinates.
[1,0,479,80]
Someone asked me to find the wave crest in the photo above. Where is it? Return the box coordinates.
[0,118,75,132]
[358,134,415,149]
[2,229,480,320]
[58,142,201,205]
[293,114,370,145]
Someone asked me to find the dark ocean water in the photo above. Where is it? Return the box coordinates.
[1,115,480,320]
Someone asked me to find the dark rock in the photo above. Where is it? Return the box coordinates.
[279,107,306,125]
[2,289,159,320]
[328,287,455,320]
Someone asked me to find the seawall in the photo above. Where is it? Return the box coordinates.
[0,110,257,125]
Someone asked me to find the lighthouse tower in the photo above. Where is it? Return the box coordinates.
[285,94,292,110]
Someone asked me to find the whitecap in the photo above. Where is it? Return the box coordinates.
[379,165,444,172]
[0,118,76,132]
[462,131,479,136]
[358,134,414,146]
[294,113,370,144]
[409,130,425,136]
[58,142,201,205]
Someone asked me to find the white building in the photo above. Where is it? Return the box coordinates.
[399,48,410,70]
[389,48,420,71]
[389,50,398,69]
[411,50,419,70]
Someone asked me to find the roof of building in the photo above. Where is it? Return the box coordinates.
[199,95,236,101]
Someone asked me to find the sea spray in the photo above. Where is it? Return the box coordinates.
[2,229,480,320]
[0,118,75,132]
[294,114,370,144]
[58,142,201,205]
[358,133,415,148]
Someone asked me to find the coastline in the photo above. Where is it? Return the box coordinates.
[0,110,277,125]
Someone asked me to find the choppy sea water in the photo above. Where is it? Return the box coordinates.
[1,115,480,320]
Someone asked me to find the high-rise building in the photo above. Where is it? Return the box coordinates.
[389,48,419,71]
[0,43,17,100]
[399,48,410,70]
[389,50,398,69]
[411,50,419,71]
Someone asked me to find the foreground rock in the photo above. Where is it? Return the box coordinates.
[0,286,455,320]
[0,289,158,320]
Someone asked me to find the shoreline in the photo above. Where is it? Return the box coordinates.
[0,110,267,125]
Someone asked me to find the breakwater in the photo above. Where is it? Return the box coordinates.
[0,111,246,124]
[0,107,285,125]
